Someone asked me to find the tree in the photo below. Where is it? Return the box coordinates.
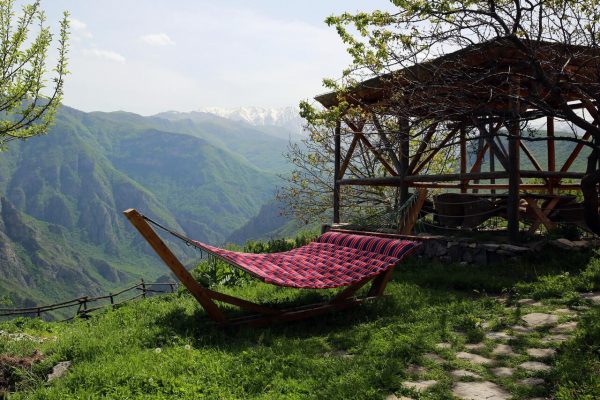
[0,0,69,149]
[281,0,600,234]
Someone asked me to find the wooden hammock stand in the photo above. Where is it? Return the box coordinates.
[124,208,421,327]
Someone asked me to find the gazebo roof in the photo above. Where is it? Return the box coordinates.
[315,37,599,117]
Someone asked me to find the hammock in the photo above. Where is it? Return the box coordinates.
[123,208,421,327]
[192,231,419,289]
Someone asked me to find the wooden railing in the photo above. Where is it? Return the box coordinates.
[0,280,178,321]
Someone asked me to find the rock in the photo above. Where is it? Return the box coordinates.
[518,298,537,305]
[572,240,591,249]
[518,378,545,386]
[47,361,71,382]
[452,381,511,400]
[510,325,533,334]
[540,334,570,344]
[492,344,516,357]
[330,350,354,358]
[550,321,577,333]
[436,342,452,350]
[424,352,445,363]
[519,361,551,372]
[486,331,515,341]
[490,367,514,378]
[553,308,575,315]
[385,395,413,400]
[406,364,427,375]
[464,343,486,352]
[500,244,529,253]
[456,352,494,365]
[450,369,482,379]
[522,313,558,327]
[481,243,500,251]
[526,348,556,359]
[553,238,576,249]
[402,380,437,392]
[580,292,600,304]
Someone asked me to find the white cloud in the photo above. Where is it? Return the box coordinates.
[140,33,175,46]
[82,48,126,63]
[69,17,93,39]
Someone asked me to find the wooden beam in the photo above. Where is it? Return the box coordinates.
[123,209,227,323]
[469,143,490,174]
[398,116,410,203]
[507,119,521,243]
[339,134,359,178]
[460,127,467,193]
[525,198,555,231]
[371,113,403,174]
[520,141,544,172]
[344,119,398,176]
[560,131,592,172]
[527,196,561,234]
[547,116,555,194]
[408,123,438,174]
[413,126,459,174]
[334,120,341,223]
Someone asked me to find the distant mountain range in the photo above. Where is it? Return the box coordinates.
[0,105,303,309]
[196,106,305,140]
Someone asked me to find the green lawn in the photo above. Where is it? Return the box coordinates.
[1,246,599,399]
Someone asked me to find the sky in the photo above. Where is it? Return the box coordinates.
[32,0,395,115]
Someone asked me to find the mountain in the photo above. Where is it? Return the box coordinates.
[197,106,305,140]
[0,105,293,310]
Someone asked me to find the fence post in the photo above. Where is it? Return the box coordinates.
[141,279,147,298]
[110,293,115,309]
[170,283,175,293]
[36,307,41,318]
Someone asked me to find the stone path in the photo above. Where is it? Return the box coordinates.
[386,296,587,400]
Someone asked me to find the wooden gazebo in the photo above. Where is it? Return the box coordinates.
[315,38,599,242]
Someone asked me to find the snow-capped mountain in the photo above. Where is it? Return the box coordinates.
[199,106,305,137]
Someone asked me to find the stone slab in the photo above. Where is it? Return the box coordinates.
[492,344,516,357]
[464,343,486,352]
[452,381,511,400]
[522,313,558,327]
[519,361,551,372]
[518,378,545,386]
[450,369,482,379]
[486,331,515,341]
[526,348,556,359]
[402,380,437,392]
[490,367,514,378]
[550,321,577,334]
[456,352,494,365]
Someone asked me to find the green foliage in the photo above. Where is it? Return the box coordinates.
[1,241,600,399]
[0,0,69,146]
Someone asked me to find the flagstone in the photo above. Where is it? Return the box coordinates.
[492,344,516,357]
[450,369,482,379]
[436,342,452,350]
[464,343,486,352]
[452,381,511,400]
[424,352,445,363]
[518,378,545,386]
[402,380,437,392]
[522,313,558,327]
[540,334,569,344]
[550,321,577,333]
[519,361,551,372]
[456,352,494,365]
[486,331,515,341]
[526,348,556,359]
[509,324,533,333]
[490,367,514,378]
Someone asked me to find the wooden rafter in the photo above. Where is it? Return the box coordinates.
[344,118,398,176]
[413,126,460,174]
[407,122,438,174]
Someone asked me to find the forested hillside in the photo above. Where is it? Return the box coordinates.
[0,106,297,308]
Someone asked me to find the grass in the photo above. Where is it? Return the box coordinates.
[1,244,599,399]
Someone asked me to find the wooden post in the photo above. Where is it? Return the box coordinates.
[507,119,521,243]
[110,293,115,309]
[487,123,495,195]
[547,116,555,194]
[333,119,341,223]
[141,279,147,298]
[399,117,410,203]
[123,209,227,323]
[460,126,467,193]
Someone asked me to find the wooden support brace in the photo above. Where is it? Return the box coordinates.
[123,208,227,323]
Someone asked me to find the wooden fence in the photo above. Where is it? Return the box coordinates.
[0,280,178,321]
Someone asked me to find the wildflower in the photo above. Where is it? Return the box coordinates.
[184,344,191,350]
[154,347,162,354]
[148,378,154,383]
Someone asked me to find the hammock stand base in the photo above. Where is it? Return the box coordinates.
[124,208,402,327]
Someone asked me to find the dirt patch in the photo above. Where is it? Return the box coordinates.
[0,351,43,395]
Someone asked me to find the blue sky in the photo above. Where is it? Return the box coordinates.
[35,0,394,115]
